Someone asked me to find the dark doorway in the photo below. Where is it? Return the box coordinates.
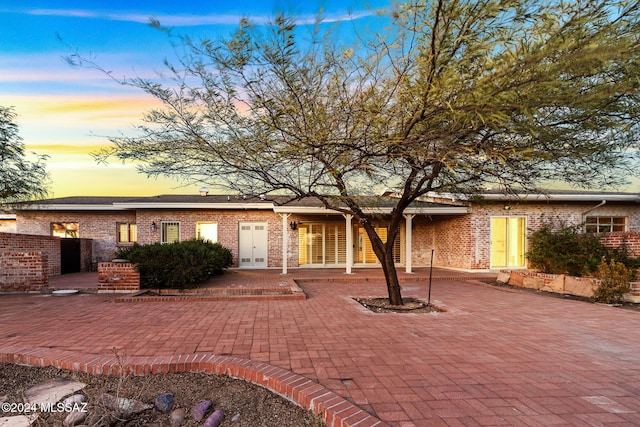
[60,238,81,274]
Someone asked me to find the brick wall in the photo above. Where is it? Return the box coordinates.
[16,210,137,263]
[426,201,640,270]
[0,232,61,276]
[136,210,284,268]
[98,262,140,293]
[0,251,48,292]
[599,231,640,257]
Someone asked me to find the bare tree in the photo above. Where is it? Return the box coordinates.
[0,106,49,204]
[89,0,640,305]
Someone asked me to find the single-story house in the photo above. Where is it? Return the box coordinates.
[11,190,640,274]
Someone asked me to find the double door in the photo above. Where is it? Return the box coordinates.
[239,222,268,268]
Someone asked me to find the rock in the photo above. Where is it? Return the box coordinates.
[190,400,212,421]
[0,415,37,426]
[62,394,85,406]
[63,410,86,426]
[231,413,241,422]
[155,392,174,413]
[204,409,224,427]
[24,379,86,405]
[97,393,152,417]
[170,408,186,427]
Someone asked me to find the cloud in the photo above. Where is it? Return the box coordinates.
[7,7,380,27]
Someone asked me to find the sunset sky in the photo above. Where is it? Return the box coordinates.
[1,0,390,197]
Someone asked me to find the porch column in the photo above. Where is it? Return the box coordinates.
[344,214,353,274]
[280,213,291,275]
[404,214,415,273]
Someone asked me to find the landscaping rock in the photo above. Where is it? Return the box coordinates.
[62,394,85,406]
[204,409,224,427]
[24,379,86,405]
[155,391,175,413]
[63,410,86,426]
[170,408,186,426]
[191,399,212,421]
[97,393,152,417]
[565,276,596,298]
[0,415,36,427]
[496,271,511,283]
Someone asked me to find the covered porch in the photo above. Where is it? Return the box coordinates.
[274,203,470,274]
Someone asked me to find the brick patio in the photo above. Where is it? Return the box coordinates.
[2,268,640,426]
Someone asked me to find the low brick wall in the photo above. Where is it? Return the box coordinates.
[97,262,140,293]
[499,270,640,303]
[500,270,600,299]
[0,232,60,276]
[0,251,48,292]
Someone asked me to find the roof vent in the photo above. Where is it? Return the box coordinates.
[199,187,209,197]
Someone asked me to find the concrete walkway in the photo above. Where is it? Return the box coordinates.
[3,268,640,426]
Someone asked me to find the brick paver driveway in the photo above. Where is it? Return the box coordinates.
[1,270,639,426]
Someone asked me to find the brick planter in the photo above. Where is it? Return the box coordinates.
[98,261,140,293]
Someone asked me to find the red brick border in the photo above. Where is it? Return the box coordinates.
[0,347,385,427]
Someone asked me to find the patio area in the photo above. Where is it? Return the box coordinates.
[3,268,640,426]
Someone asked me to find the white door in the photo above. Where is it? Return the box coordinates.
[239,222,268,268]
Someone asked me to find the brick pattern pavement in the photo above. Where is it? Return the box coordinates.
[2,269,640,426]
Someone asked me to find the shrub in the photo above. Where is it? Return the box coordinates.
[526,223,608,276]
[115,239,233,289]
[593,257,635,304]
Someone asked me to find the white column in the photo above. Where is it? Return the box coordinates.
[344,214,353,274]
[404,214,415,274]
[280,213,291,275]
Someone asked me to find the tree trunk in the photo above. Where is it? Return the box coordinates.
[363,221,404,305]
[380,250,403,305]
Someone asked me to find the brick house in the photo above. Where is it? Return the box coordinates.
[11,190,640,273]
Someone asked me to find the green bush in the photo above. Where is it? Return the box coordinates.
[526,223,608,276]
[115,239,233,289]
[593,257,635,304]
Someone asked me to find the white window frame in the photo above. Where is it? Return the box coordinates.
[161,221,181,244]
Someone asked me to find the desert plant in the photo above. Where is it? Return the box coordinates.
[593,257,635,304]
[526,223,608,276]
[115,239,233,289]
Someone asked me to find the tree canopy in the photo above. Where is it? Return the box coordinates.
[0,106,49,205]
[89,0,640,304]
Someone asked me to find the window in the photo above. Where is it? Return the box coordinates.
[491,217,526,268]
[298,223,347,266]
[196,222,218,242]
[585,216,626,233]
[51,222,79,238]
[161,221,180,243]
[117,223,137,243]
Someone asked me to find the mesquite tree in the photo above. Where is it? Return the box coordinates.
[0,106,49,204]
[88,0,640,305]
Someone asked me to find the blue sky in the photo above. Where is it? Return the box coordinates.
[1,1,392,197]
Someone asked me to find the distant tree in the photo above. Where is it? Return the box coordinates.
[86,0,640,305]
[0,106,49,204]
